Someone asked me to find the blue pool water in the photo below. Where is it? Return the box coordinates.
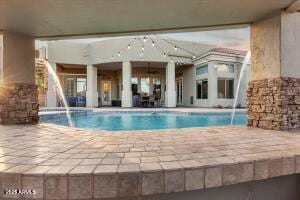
[39,111,247,131]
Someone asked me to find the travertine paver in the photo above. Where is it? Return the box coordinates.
[0,123,300,199]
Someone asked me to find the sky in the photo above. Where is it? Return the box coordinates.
[36,27,250,51]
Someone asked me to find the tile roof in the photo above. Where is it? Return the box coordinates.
[210,48,247,56]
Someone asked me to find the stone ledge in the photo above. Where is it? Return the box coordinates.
[0,156,299,199]
[0,124,300,199]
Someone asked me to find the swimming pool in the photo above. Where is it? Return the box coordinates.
[39,111,247,131]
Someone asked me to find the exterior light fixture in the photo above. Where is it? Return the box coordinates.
[163,53,167,58]
[111,56,114,60]
[143,37,147,42]
[174,46,178,51]
[118,52,121,56]
[141,46,145,51]
[128,44,131,49]
[192,54,196,59]
[152,41,155,47]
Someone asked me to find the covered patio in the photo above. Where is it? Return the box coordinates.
[50,61,193,108]
[1,0,300,199]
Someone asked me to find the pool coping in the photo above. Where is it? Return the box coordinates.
[38,108,247,132]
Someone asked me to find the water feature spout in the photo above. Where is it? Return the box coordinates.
[230,51,251,125]
[44,61,74,127]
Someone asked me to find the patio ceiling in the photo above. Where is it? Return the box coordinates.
[0,0,296,39]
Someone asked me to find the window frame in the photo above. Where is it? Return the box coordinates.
[196,79,208,100]
[215,63,235,73]
[196,64,208,76]
[217,78,234,99]
[76,77,87,96]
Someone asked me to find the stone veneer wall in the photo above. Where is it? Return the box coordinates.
[0,83,39,124]
[247,77,300,130]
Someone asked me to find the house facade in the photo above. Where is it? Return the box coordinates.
[40,37,249,108]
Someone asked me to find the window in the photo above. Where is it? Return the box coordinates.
[215,63,234,73]
[196,79,208,99]
[65,77,76,97]
[153,78,161,99]
[76,78,86,96]
[141,77,150,96]
[131,77,138,94]
[65,77,87,97]
[196,65,208,75]
[218,79,234,99]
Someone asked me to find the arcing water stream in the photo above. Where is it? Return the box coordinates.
[44,61,74,127]
[231,51,251,125]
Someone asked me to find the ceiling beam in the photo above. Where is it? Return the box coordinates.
[286,0,300,12]
[37,23,249,41]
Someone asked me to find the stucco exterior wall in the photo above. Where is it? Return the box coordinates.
[184,53,248,108]
[46,39,249,108]
[0,35,3,81]
[2,31,35,84]
[281,12,300,78]
[251,15,281,81]
[251,12,300,80]
[49,38,214,66]
[48,42,89,65]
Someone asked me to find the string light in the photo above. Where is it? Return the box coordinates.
[94,35,197,64]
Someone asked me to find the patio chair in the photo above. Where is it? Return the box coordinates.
[148,95,155,108]
[76,96,86,107]
[141,96,149,108]
[67,96,76,107]
[155,98,161,107]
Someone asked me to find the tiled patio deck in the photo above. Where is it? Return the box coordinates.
[0,124,300,199]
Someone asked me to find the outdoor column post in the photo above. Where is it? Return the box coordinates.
[248,11,300,131]
[122,61,133,107]
[86,65,98,108]
[165,62,176,107]
[208,61,217,107]
[149,77,154,95]
[0,31,39,124]
[138,77,142,93]
[46,62,58,107]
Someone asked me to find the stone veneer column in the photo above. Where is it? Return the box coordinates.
[0,31,38,124]
[122,61,132,107]
[86,65,98,108]
[165,62,176,107]
[248,11,300,130]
